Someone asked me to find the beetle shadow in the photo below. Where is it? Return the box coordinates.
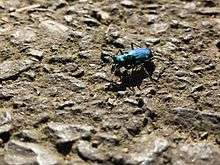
[107,61,156,91]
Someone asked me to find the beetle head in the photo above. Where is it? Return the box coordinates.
[112,56,117,63]
[149,49,153,59]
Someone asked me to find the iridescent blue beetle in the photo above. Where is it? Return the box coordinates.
[111,43,154,79]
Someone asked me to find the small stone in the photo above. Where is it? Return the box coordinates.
[70,68,84,78]
[192,66,204,73]
[90,72,108,83]
[184,2,196,10]
[34,113,50,127]
[0,92,13,101]
[169,107,220,131]
[152,23,169,34]
[178,143,220,164]
[197,7,220,15]
[120,0,135,8]
[64,15,73,23]
[0,111,12,125]
[124,98,139,106]
[45,73,86,91]
[11,27,36,44]
[95,133,120,146]
[144,87,156,95]
[175,70,188,77]
[15,129,43,142]
[53,0,68,9]
[69,30,84,39]
[0,58,35,81]
[39,20,70,37]
[28,49,43,60]
[112,136,169,164]
[82,17,100,26]
[47,54,76,64]
[91,10,110,22]
[5,140,60,165]
[78,51,91,59]
[113,38,126,48]
[162,94,173,102]
[183,33,193,43]
[145,4,160,10]
[191,84,205,93]
[47,122,95,143]
[145,14,159,24]
[57,101,75,110]
[77,141,108,162]
[144,37,160,45]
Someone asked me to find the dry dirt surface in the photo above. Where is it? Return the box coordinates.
[0,0,220,164]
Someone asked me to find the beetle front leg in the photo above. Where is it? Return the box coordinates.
[131,43,141,50]
[116,49,123,55]
[111,64,117,73]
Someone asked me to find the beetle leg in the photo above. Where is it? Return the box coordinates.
[116,49,123,55]
[111,64,119,73]
[143,67,154,81]
[131,43,141,49]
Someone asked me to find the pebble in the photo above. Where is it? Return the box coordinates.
[91,10,110,23]
[78,51,91,59]
[169,107,220,131]
[15,129,43,142]
[11,27,36,44]
[77,140,108,162]
[82,17,100,26]
[28,49,43,60]
[0,58,35,81]
[5,140,60,165]
[192,66,205,73]
[144,37,160,45]
[90,72,108,83]
[64,15,73,23]
[113,37,126,48]
[191,84,205,93]
[197,7,220,15]
[34,113,50,127]
[95,132,120,146]
[45,73,86,91]
[152,23,169,34]
[57,101,75,110]
[124,98,139,106]
[47,122,95,143]
[178,143,220,163]
[144,87,157,95]
[0,111,12,125]
[120,0,135,8]
[112,136,169,164]
[39,20,70,37]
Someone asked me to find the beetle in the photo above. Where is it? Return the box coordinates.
[111,43,154,80]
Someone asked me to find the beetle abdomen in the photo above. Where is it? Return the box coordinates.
[129,48,152,64]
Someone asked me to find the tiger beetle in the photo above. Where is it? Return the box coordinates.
[111,43,155,80]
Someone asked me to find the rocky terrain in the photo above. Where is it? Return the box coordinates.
[0,0,220,164]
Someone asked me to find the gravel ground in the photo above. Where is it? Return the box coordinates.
[0,0,220,164]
